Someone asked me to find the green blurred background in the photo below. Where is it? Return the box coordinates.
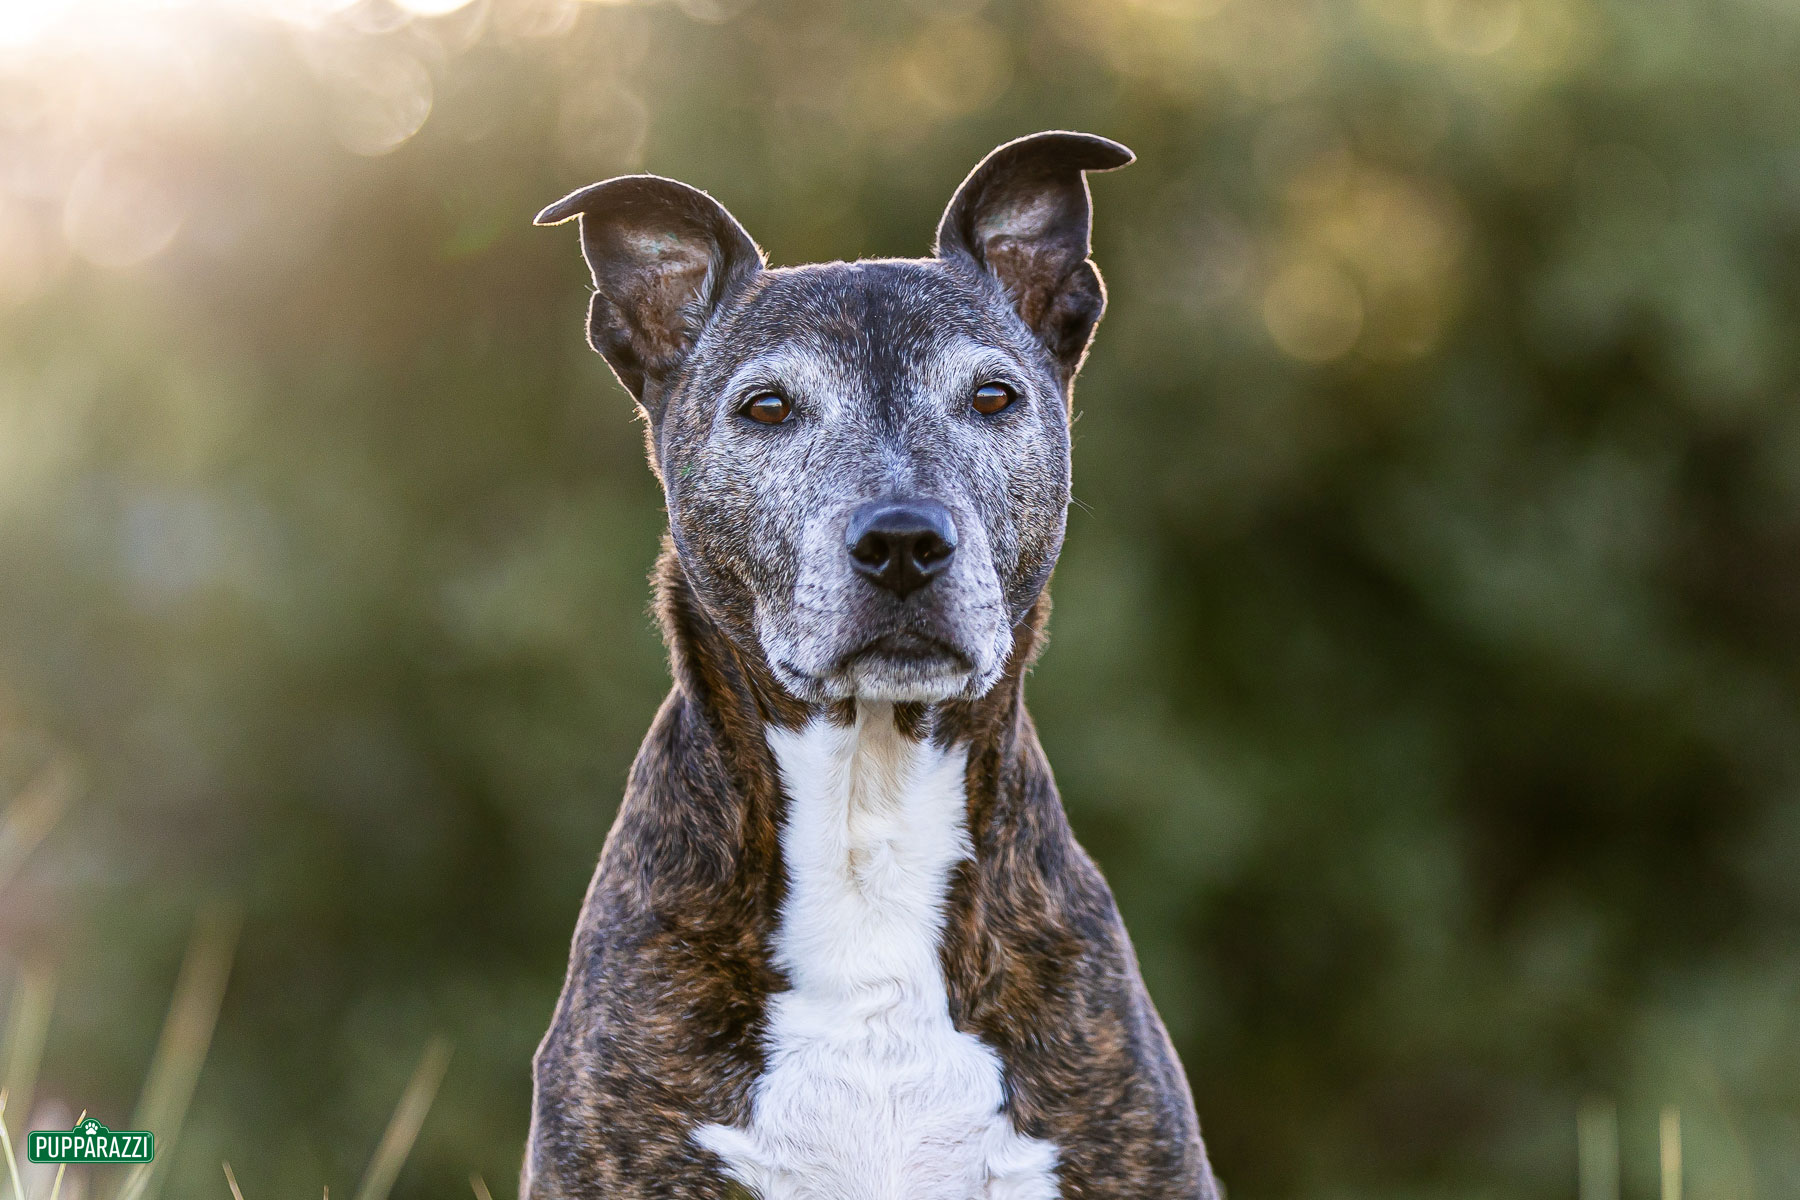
[1,0,1797,1196]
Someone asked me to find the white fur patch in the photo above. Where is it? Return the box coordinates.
[693,703,1060,1199]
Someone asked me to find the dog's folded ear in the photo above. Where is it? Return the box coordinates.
[935,131,1133,378]
[536,176,764,408]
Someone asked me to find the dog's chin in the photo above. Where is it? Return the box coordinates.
[769,631,998,705]
[835,659,972,703]
[828,633,976,703]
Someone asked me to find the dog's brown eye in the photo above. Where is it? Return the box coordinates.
[744,393,792,424]
[972,383,1015,415]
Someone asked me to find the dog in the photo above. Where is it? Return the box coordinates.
[524,131,1219,1200]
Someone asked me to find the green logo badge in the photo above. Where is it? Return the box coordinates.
[27,1118,155,1164]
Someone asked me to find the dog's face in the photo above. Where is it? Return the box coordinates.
[659,263,1071,703]
[537,132,1131,704]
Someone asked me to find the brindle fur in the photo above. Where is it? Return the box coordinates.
[525,133,1219,1199]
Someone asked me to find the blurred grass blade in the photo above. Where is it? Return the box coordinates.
[113,1165,151,1200]
[49,1111,84,1200]
[470,1174,493,1200]
[221,1162,245,1200]
[1578,1098,1619,1200]
[1661,1107,1682,1200]
[1,965,55,1128]
[0,759,74,892]
[351,1039,450,1200]
[123,908,241,1200]
[0,1090,26,1200]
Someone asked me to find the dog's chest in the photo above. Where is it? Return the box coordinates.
[693,707,1059,1200]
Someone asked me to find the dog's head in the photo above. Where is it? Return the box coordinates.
[537,132,1131,705]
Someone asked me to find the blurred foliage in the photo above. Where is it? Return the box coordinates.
[1,0,1799,1196]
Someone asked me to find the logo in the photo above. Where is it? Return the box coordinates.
[27,1118,155,1165]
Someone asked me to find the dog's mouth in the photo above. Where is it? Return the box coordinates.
[771,630,976,703]
[834,632,975,702]
[842,631,972,671]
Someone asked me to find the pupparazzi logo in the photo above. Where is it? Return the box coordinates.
[27,1118,155,1164]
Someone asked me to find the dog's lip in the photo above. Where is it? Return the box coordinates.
[841,631,972,669]
[768,633,978,697]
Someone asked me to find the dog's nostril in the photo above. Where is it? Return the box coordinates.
[845,500,958,597]
[850,531,893,570]
[914,533,953,566]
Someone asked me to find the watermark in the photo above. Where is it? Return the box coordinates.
[26,1117,155,1165]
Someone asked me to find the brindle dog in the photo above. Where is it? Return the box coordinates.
[525,132,1220,1200]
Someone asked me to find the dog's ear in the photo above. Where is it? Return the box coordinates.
[535,176,764,410]
[935,131,1133,377]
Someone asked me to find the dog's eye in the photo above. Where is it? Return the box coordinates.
[971,383,1016,416]
[743,392,792,425]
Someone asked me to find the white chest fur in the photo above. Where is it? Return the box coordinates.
[693,704,1060,1200]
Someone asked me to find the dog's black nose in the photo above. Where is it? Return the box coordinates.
[846,500,958,597]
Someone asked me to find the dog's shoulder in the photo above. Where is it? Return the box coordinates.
[939,739,1220,1198]
[525,692,781,1200]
